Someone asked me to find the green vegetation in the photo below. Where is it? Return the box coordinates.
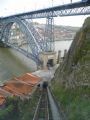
[52,81,90,120]
[73,28,90,65]
[18,90,40,120]
[0,96,19,120]
[0,89,40,120]
[52,17,90,120]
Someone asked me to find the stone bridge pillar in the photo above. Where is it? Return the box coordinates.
[39,51,56,69]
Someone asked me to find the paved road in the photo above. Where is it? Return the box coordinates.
[32,64,59,82]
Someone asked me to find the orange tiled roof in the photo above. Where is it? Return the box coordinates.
[0,72,41,98]
[16,73,41,85]
[3,80,34,96]
[3,85,23,96]
[0,87,12,97]
[0,94,5,106]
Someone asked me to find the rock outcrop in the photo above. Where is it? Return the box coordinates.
[54,17,90,88]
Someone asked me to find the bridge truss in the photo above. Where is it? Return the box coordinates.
[0,0,90,65]
[1,0,89,19]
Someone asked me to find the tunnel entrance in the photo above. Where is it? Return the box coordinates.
[47,59,54,67]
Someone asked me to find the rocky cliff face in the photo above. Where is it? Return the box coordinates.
[54,17,90,88]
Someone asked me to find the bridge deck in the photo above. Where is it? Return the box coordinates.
[0,0,90,19]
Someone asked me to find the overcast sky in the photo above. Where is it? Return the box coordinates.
[0,0,89,27]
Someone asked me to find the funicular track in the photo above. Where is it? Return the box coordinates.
[33,88,53,120]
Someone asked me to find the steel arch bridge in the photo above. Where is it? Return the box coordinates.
[0,17,45,65]
[0,0,90,65]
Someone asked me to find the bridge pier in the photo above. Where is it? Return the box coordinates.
[44,17,54,52]
[39,51,56,69]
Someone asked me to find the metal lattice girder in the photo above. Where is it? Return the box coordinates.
[23,4,90,18]
[22,19,45,51]
[3,17,42,54]
[1,1,90,20]
[44,17,54,52]
[0,23,3,40]
[1,17,43,65]
[0,0,90,65]
[1,23,12,42]
[2,41,41,64]
[54,6,90,16]
[0,22,8,40]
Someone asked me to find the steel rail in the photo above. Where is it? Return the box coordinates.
[33,89,50,120]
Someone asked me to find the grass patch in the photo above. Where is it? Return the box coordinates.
[18,89,40,120]
[0,88,41,120]
[52,81,90,120]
